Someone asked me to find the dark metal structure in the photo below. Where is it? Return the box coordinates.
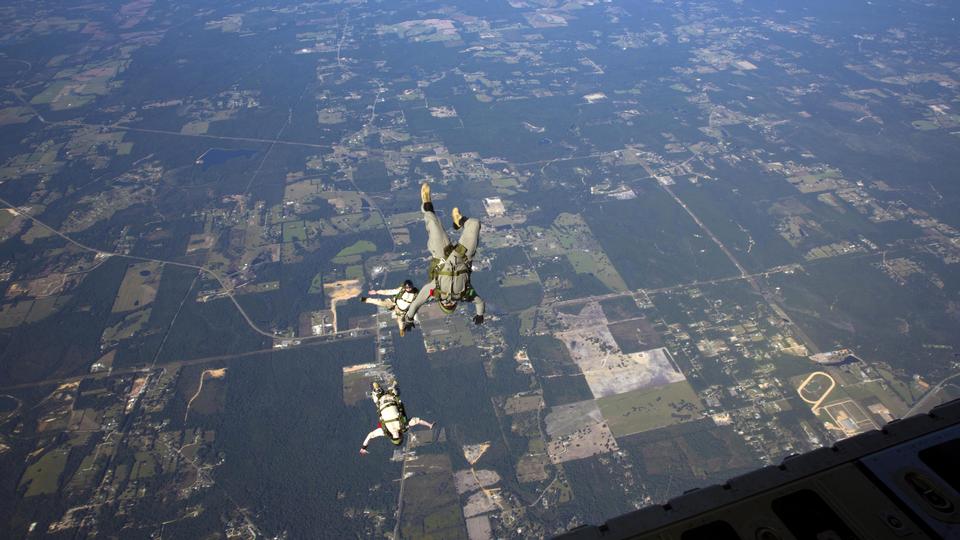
[559,398,960,540]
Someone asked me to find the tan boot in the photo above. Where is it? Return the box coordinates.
[451,207,464,230]
[421,182,431,205]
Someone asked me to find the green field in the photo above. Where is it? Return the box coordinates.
[0,209,14,229]
[329,212,384,234]
[400,454,467,540]
[112,262,162,313]
[567,250,628,292]
[911,119,939,130]
[131,452,157,480]
[308,273,323,294]
[19,448,69,496]
[597,381,704,437]
[333,240,376,264]
[844,379,910,418]
[282,221,307,243]
[519,307,537,335]
[345,265,364,280]
[501,273,540,287]
[101,308,152,343]
[0,300,33,328]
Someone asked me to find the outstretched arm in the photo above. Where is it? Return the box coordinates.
[368,287,401,296]
[403,281,435,322]
[360,428,384,455]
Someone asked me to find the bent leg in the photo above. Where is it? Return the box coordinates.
[457,218,481,259]
[408,417,434,429]
[424,210,450,259]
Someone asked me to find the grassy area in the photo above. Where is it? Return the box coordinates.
[0,106,32,125]
[112,261,162,313]
[911,120,939,131]
[388,210,423,227]
[330,212,384,233]
[528,213,628,292]
[308,273,324,294]
[400,454,467,539]
[597,381,704,437]
[797,373,833,402]
[567,251,627,292]
[0,209,15,228]
[501,273,539,288]
[528,436,546,454]
[876,366,921,406]
[492,176,520,188]
[30,81,69,105]
[21,222,56,244]
[66,452,101,492]
[423,317,476,356]
[282,220,307,243]
[333,240,376,264]
[519,307,537,335]
[0,300,34,328]
[516,451,550,483]
[131,452,157,480]
[345,265,364,280]
[19,448,69,496]
[180,121,209,135]
[283,179,321,201]
[101,308,152,343]
[844,379,909,418]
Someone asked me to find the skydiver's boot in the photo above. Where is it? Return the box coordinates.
[398,318,406,337]
[451,207,466,230]
[421,182,433,213]
[360,297,368,303]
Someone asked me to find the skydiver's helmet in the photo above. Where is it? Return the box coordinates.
[402,279,415,291]
[438,299,457,313]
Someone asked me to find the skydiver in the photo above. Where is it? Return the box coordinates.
[359,381,433,455]
[401,182,485,329]
[360,279,419,336]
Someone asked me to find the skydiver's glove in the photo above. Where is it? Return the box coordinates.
[473,314,484,325]
[360,446,369,455]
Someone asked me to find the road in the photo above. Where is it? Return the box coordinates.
[0,195,390,347]
[906,370,960,417]
[0,329,373,392]
[548,264,801,309]
[636,153,822,355]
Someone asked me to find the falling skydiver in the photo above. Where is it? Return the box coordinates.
[401,182,485,330]
[360,381,434,455]
[360,279,419,336]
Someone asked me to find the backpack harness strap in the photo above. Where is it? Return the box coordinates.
[378,394,408,431]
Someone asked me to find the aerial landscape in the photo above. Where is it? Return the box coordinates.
[1,0,959,538]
